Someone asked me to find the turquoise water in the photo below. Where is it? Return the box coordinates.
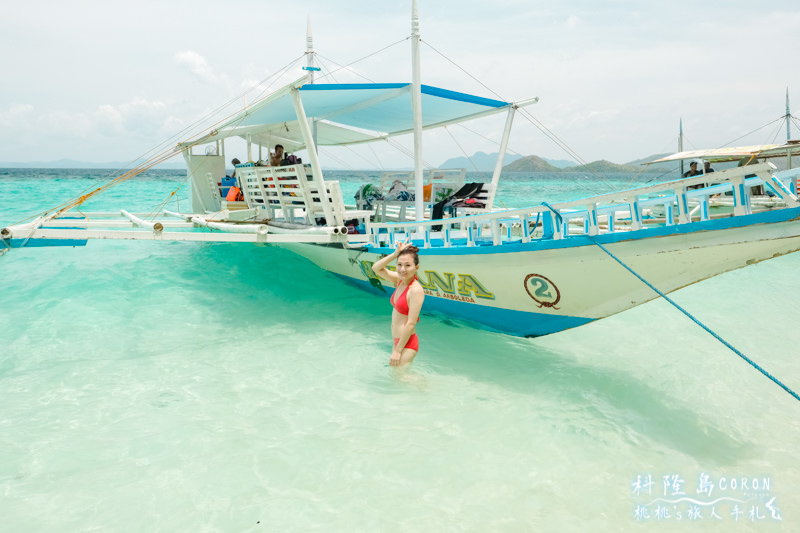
[1,169,799,531]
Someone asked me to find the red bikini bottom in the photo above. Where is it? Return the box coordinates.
[393,333,419,352]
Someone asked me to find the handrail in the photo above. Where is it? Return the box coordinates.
[364,162,799,249]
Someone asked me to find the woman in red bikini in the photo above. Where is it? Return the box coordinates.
[372,241,425,366]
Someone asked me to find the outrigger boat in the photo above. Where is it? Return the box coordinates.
[650,142,800,213]
[3,4,800,337]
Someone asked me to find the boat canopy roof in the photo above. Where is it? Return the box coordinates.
[179,78,537,152]
[652,141,800,164]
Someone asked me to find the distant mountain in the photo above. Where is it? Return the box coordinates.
[0,159,186,170]
[625,153,670,167]
[500,153,686,174]
[504,156,662,173]
[543,158,578,169]
[563,160,643,173]
[503,155,561,172]
[438,152,522,171]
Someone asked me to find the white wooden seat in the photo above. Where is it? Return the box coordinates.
[326,181,375,223]
[236,164,373,227]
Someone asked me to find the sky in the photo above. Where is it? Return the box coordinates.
[2,0,800,169]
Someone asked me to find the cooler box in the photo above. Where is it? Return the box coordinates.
[220,176,237,197]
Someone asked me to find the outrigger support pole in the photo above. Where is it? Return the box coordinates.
[291,88,338,226]
[489,106,517,207]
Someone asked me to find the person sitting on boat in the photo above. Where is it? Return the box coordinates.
[371,241,424,367]
[683,160,703,178]
[683,160,705,190]
[703,161,715,174]
[230,158,241,178]
[270,144,285,166]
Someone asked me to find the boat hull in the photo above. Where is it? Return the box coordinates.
[278,207,800,336]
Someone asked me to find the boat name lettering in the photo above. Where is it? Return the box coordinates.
[360,261,494,301]
[422,289,475,303]
[417,270,494,300]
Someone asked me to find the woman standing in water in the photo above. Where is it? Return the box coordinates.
[372,242,425,366]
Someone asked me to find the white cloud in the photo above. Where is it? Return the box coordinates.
[0,97,179,161]
[9,104,33,114]
[174,51,219,83]
[2,1,800,165]
[0,104,34,127]
[565,15,581,29]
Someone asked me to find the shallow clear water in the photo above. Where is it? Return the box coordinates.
[1,169,798,531]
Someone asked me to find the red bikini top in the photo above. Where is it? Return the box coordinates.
[390,278,419,321]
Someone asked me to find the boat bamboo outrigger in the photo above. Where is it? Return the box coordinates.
[3,2,800,338]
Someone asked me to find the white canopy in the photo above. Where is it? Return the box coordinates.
[178,78,537,152]
[652,142,800,164]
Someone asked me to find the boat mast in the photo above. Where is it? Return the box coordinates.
[679,118,684,177]
[411,0,424,222]
[786,88,791,143]
[306,16,316,84]
[305,16,319,152]
[787,88,793,169]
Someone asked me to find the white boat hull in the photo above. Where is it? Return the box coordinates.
[279,207,800,336]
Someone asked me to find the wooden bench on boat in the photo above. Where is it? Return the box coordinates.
[236,164,373,226]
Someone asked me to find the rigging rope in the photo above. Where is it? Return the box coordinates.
[5,54,312,230]
[315,37,409,84]
[768,119,786,145]
[243,54,306,105]
[589,236,800,404]
[314,56,341,84]
[443,126,479,171]
[146,176,192,221]
[421,40,507,103]
[6,40,405,232]
[720,116,784,148]
[367,144,386,171]
[384,137,434,169]
[420,39,639,197]
[420,40,619,180]
[18,39,416,228]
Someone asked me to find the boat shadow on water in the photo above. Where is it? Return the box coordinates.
[420,322,755,465]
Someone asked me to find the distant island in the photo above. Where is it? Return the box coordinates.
[504,154,676,173]
[439,152,576,171]
[503,155,562,172]
[439,151,680,173]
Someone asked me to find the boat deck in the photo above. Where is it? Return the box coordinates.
[2,163,798,250]
[364,163,800,250]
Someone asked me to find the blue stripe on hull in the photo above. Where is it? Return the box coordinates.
[333,273,595,337]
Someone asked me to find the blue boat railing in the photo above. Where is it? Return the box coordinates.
[365,162,800,249]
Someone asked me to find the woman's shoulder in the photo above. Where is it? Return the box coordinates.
[410,279,425,295]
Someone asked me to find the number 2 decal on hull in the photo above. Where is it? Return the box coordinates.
[524,274,561,309]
